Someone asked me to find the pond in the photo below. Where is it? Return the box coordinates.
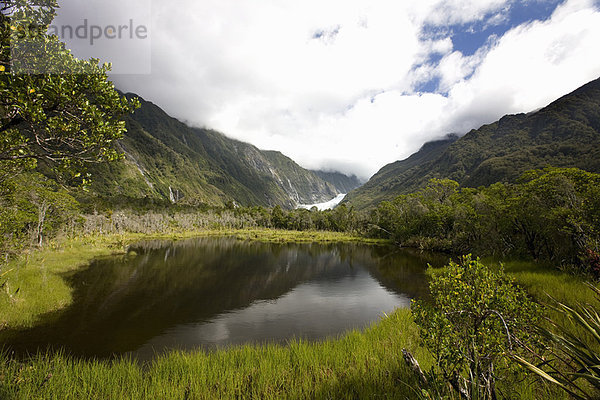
[1,237,448,361]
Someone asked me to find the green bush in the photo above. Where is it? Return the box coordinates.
[412,255,539,399]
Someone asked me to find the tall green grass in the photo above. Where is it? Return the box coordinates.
[490,259,600,346]
[0,308,569,399]
[501,260,593,305]
[0,310,430,399]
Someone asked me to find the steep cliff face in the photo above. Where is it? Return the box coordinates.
[345,76,600,210]
[87,94,341,208]
[261,151,339,204]
[310,170,363,194]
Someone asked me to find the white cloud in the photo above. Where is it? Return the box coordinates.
[56,0,600,180]
[442,0,600,130]
[436,50,485,92]
[420,0,512,26]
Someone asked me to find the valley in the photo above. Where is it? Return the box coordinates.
[2,1,600,397]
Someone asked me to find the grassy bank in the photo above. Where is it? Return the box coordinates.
[0,307,567,400]
[0,310,433,399]
[501,259,594,305]
[425,258,599,342]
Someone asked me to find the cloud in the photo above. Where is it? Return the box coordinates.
[441,0,600,131]
[420,0,512,26]
[56,0,600,180]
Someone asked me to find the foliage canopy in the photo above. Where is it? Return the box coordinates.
[370,168,600,273]
[0,0,139,183]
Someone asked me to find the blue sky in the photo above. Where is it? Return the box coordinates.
[57,0,600,179]
[417,0,566,93]
[442,0,564,56]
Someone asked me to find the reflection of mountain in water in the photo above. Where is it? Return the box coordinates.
[135,267,406,360]
[0,238,446,359]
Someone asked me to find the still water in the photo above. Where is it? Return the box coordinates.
[2,237,447,361]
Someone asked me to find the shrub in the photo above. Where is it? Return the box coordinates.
[412,255,539,399]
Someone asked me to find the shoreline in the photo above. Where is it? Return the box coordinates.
[0,229,391,330]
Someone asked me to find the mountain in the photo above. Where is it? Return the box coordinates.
[88,94,340,208]
[342,135,458,209]
[310,170,363,193]
[344,76,600,210]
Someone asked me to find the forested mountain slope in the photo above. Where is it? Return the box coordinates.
[88,95,344,208]
[345,77,600,209]
[343,135,458,209]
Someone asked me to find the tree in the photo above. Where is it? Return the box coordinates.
[0,0,139,183]
[511,168,600,268]
[327,203,354,232]
[411,255,539,399]
[0,172,78,253]
[271,205,287,229]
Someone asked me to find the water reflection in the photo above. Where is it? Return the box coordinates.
[1,237,448,361]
